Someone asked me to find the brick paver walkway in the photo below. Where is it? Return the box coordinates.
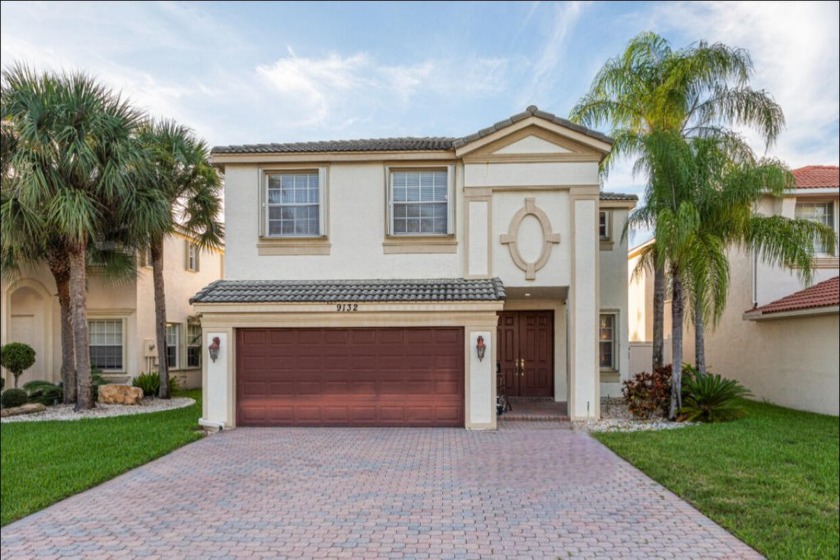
[1,426,762,559]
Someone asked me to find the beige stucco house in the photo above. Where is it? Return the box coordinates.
[1,233,224,390]
[628,165,839,416]
[193,106,636,430]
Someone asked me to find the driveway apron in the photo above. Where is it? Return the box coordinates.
[1,424,762,559]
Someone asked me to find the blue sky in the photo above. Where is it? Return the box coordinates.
[2,1,838,202]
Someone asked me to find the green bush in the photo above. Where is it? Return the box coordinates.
[622,365,672,419]
[2,388,29,408]
[91,371,106,401]
[23,380,63,406]
[0,377,4,391]
[131,372,179,397]
[0,342,36,388]
[680,366,752,422]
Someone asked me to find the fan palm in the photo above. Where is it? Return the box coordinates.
[136,119,223,399]
[1,65,155,410]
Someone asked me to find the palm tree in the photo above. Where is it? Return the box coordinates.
[570,32,786,417]
[1,65,150,410]
[137,120,223,399]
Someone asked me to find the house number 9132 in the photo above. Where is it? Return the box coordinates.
[336,304,358,312]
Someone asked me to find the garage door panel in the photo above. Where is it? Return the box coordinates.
[237,328,463,427]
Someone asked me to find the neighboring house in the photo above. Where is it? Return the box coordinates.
[628,165,839,416]
[192,106,636,430]
[1,233,224,390]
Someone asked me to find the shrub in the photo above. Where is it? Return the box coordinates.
[622,365,672,419]
[0,342,36,388]
[132,372,179,397]
[23,380,63,406]
[680,366,752,423]
[0,377,4,391]
[91,371,106,401]
[2,388,29,409]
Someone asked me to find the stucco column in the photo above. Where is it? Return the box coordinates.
[201,327,234,429]
[569,197,600,420]
[465,326,497,429]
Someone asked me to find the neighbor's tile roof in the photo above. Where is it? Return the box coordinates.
[191,278,506,304]
[212,106,611,155]
[746,276,839,316]
[791,166,839,189]
[599,192,638,201]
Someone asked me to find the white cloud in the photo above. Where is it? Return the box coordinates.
[653,1,840,167]
[255,52,509,129]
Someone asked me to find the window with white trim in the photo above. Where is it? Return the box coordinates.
[187,322,201,369]
[388,168,453,236]
[599,313,617,370]
[795,200,837,256]
[599,211,611,240]
[89,319,123,371]
[186,243,199,272]
[265,171,323,237]
[166,323,180,370]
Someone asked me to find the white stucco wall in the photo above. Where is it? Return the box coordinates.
[599,207,631,398]
[223,163,464,280]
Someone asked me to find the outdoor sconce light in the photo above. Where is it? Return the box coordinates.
[208,336,221,363]
[476,335,486,362]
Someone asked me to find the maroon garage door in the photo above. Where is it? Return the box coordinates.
[236,327,464,427]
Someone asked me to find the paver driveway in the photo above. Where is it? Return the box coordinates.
[1,423,761,559]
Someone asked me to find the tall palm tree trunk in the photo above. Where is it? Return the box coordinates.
[151,237,170,399]
[47,250,76,403]
[652,259,665,370]
[69,245,93,410]
[694,303,706,375]
[669,268,684,420]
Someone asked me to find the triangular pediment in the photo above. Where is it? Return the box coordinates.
[493,135,572,155]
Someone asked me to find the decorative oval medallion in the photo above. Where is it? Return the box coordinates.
[499,198,560,280]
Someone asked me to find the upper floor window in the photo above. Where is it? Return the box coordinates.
[186,242,200,272]
[795,200,837,255]
[388,168,453,236]
[266,171,322,237]
[599,211,611,240]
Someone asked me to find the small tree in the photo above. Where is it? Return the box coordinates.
[0,342,36,388]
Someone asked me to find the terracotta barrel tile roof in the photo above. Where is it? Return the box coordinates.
[791,165,839,189]
[746,276,839,316]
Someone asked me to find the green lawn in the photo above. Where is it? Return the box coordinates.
[0,389,203,527]
[595,399,839,560]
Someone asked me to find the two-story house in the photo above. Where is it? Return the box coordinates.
[192,106,635,429]
[628,165,839,416]
[1,233,224,389]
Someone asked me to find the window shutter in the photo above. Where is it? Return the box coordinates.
[195,246,200,272]
[184,240,190,270]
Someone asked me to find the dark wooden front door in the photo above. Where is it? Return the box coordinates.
[497,311,554,397]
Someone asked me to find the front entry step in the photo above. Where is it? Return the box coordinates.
[499,397,570,421]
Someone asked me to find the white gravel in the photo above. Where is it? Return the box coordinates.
[573,397,696,433]
[0,397,195,423]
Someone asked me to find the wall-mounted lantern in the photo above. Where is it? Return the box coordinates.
[208,336,221,363]
[476,335,486,362]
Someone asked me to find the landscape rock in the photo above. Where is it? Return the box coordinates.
[0,402,47,417]
[98,384,144,405]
